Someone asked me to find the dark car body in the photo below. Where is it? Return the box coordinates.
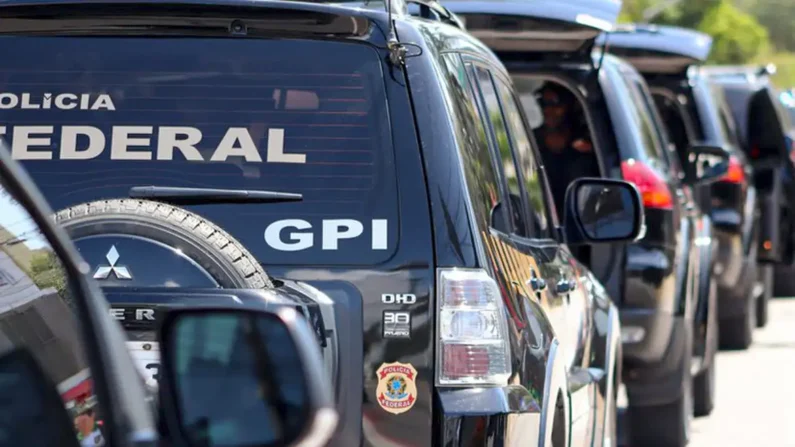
[0,0,635,445]
[603,24,766,342]
[703,65,795,268]
[446,2,713,444]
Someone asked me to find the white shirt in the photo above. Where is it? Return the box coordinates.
[80,429,105,447]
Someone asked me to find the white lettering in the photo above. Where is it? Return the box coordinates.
[136,309,155,321]
[263,219,389,251]
[0,93,116,110]
[382,293,417,304]
[212,127,262,162]
[11,126,53,160]
[111,126,153,160]
[110,308,125,321]
[372,219,388,250]
[266,128,305,164]
[157,127,203,161]
[0,93,19,109]
[322,219,363,250]
[3,125,301,164]
[92,94,116,111]
[55,93,78,110]
[61,126,105,160]
[20,93,40,110]
[265,219,313,251]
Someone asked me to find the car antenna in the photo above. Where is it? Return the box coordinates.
[386,0,407,66]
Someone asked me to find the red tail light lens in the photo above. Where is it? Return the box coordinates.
[720,156,745,184]
[620,160,674,210]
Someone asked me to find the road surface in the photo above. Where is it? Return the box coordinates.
[620,297,795,446]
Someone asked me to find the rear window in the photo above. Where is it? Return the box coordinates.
[0,37,398,266]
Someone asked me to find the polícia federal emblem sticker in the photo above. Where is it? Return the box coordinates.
[376,362,418,414]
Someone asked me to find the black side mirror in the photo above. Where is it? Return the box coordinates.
[683,144,730,185]
[563,178,646,245]
[158,307,337,447]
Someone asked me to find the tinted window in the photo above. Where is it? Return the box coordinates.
[626,78,670,167]
[1,37,397,266]
[607,65,668,165]
[471,66,528,237]
[0,176,106,446]
[492,77,550,237]
[439,54,508,235]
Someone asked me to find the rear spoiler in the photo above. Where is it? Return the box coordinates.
[596,23,712,74]
[0,0,375,39]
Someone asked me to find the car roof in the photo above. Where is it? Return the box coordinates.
[443,0,621,32]
[600,23,712,63]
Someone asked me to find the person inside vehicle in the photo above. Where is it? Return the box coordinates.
[534,83,600,213]
[534,83,600,265]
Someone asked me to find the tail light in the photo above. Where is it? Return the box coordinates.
[620,159,674,210]
[720,156,745,184]
[436,269,511,386]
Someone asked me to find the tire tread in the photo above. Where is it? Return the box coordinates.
[54,199,272,289]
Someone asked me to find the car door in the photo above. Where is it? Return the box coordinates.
[622,69,698,318]
[467,62,595,445]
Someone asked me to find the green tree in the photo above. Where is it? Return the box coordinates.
[698,1,770,64]
[29,251,68,299]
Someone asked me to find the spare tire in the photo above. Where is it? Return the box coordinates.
[54,199,273,289]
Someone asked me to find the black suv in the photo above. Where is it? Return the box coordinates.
[445,2,728,445]
[703,66,795,272]
[604,25,767,348]
[0,0,644,446]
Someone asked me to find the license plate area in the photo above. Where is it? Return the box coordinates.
[126,341,161,389]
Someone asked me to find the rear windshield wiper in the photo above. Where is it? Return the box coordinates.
[128,186,302,205]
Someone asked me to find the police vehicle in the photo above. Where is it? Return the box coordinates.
[0,0,645,445]
[604,25,767,348]
[445,4,730,447]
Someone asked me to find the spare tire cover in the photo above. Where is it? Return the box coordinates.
[54,199,273,289]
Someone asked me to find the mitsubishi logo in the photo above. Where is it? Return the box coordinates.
[93,245,132,280]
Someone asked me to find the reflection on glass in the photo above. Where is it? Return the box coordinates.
[0,181,103,446]
[576,184,635,240]
[171,312,308,447]
[493,77,549,235]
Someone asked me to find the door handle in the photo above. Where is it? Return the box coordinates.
[529,269,547,292]
[556,278,577,294]
[529,277,547,292]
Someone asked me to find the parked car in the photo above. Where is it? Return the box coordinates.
[773,89,795,297]
[603,25,769,348]
[0,0,646,446]
[0,139,338,447]
[702,65,795,272]
[445,2,728,445]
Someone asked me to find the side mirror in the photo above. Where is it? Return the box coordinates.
[563,178,645,245]
[683,144,730,185]
[158,307,337,447]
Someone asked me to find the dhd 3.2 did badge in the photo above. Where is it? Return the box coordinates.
[375,362,418,414]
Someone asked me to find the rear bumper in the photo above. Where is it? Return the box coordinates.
[436,387,542,446]
[714,230,757,319]
[619,310,690,406]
